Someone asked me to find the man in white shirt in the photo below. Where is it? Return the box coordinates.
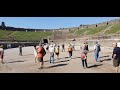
[49,45,55,64]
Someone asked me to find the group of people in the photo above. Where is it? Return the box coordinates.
[1,40,120,73]
[33,42,74,69]
[80,41,101,69]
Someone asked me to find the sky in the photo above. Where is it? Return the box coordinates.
[0,17,120,29]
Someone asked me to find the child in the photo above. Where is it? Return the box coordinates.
[81,50,88,69]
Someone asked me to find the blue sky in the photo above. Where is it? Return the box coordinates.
[0,17,120,29]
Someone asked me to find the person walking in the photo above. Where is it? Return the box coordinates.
[94,41,101,62]
[49,45,55,64]
[19,45,22,56]
[81,50,88,69]
[68,43,73,59]
[72,43,75,51]
[80,43,89,69]
[36,44,46,69]
[0,45,4,64]
[34,45,37,63]
[112,43,120,73]
[62,43,65,52]
[55,45,60,60]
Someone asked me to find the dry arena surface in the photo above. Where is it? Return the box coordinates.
[0,40,117,73]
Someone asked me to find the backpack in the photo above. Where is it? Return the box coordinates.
[41,47,46,56]
[55,48,59,53]
[81,53,86,60]
[96,44,101,52]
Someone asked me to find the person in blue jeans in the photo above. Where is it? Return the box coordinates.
[49,45,55,64]
[50,52,54,64]
[94,41,101,62]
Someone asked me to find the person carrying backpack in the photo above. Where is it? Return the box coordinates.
[55,45,60,60]
[94,41,101,62]
[81,50,88,69]
[36,44,46,69]
[68,43,73,59]
[80,43,89,69]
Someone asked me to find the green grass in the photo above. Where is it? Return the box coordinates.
[0,30,53,41]
[75,28,88,35]
[74,25,111,35]
[105,23,120,34]
[0,30,14,40]
[69,30,76,33]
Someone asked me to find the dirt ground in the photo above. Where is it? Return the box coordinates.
[0,40,118,73]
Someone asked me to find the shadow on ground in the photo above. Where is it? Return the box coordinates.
[8,60,27,63]
[87,64,103,68]
[46,63,68,69]
[55,60,70,63]
[72,57,81,59]
[100,55,110,58]
[100,58,111,62]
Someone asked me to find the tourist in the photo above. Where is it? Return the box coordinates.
[80,42,89,68]
[81,50,88,69]
[68,43,73,59]
[19,45,22,56]
[62,43,65,52]
[72,43,75,51]
[112,43,120,73]
[0,45,4,64]
[36,44,46,69]
[55,45,60,60]
[34,45,37,63]
[94,41,101,62]
[49,45,55,64]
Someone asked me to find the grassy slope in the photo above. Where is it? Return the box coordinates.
[74,25,111,35]
[0,30,53,41]
[105,23,120,34]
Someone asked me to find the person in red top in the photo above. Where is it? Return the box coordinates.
[36,44,46,69]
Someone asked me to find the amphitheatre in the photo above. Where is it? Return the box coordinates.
[0,18,120,73]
